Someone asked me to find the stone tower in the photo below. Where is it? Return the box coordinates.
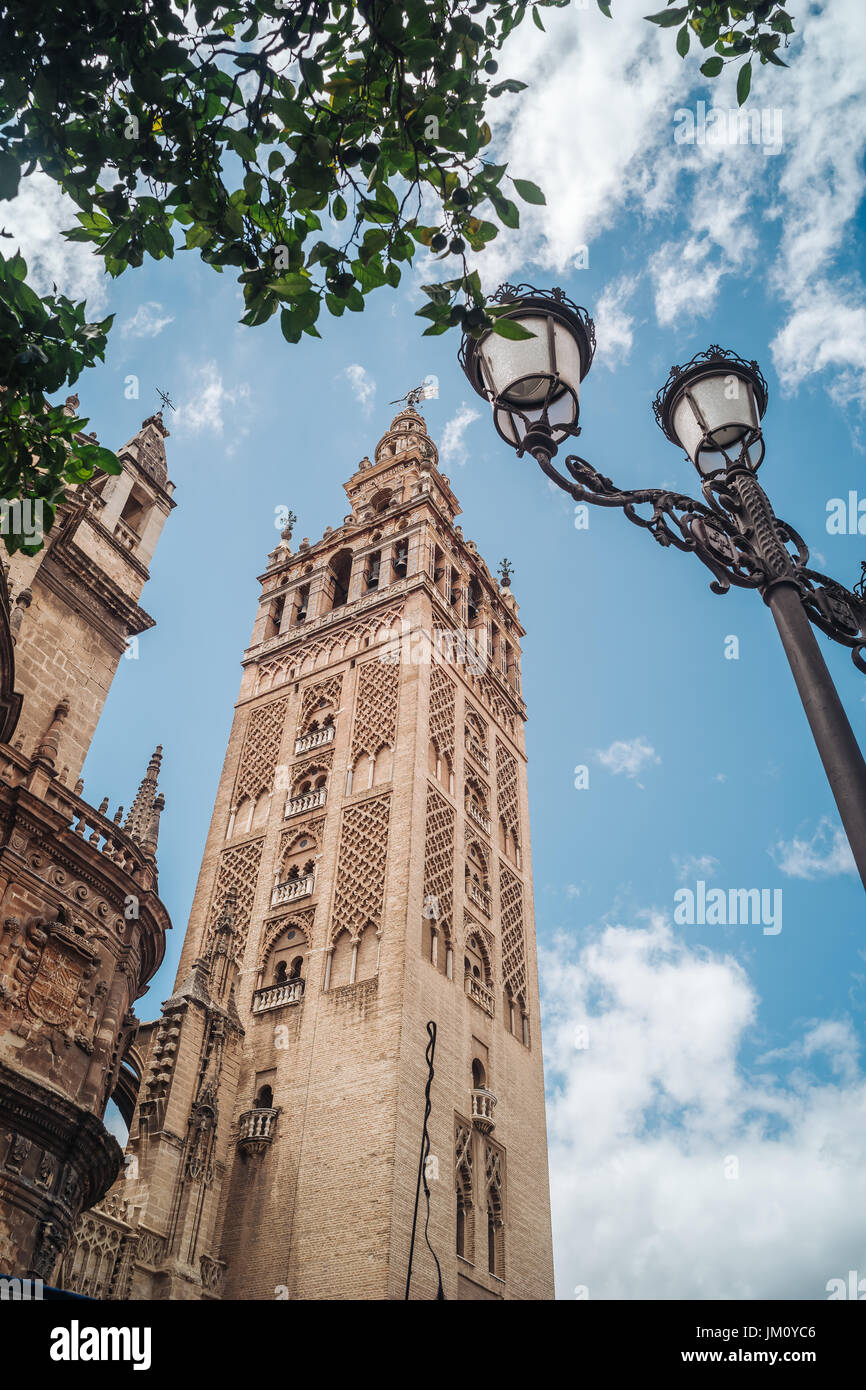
[4,405,176,784]
[0,407,175,1280]
[74,407,553,1301]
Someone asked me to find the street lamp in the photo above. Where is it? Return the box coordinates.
[460,284,866,892]
[459,284,595,455]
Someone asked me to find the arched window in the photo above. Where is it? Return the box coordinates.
[293,584,310,624]
[467,579,482,623]
[392,540,408,577]
[465,934,486,984]
[457,1204,467,1260]
[327,548,353,610]
[275,960,288,984]
[465,840,490,908]
[256,1084,273,1110]
[366,550,382,591]
[471,1058,486,1091]
[266,594,285,639]
[371,488,392,514]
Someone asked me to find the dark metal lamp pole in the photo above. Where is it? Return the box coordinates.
[460,285,866,891]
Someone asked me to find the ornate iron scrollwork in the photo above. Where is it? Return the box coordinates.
[537,447,866,674]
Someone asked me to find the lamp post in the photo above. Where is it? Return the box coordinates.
[460,283,866,892]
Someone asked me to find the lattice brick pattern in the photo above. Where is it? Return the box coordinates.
[468,668,515,735]
[234,696,288,804]
[256,604,404,693]
[351,659,399,761]
[495,739,520,837]
[298,673,343,734]
[424,785,455,944]
[500,864,527,1001]
[330,793,391,942]
[205,840,264,959]
[429,661,455,763]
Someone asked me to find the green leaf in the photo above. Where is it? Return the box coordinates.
[644,8,689,28]
[491,317,537,341]
[532,7,546,30]
[0,151,20,201]
[76,443,122,475]
[332,193,347,222]
[511,178,546,206]
[490,192,520,229]
[737,60,752,106]
[676,24,690,58]
[700,56,725,77]
[597,1,612,16]
[489,80,528,96]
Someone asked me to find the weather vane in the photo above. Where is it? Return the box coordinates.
[498,558,513,588]
[389,376,439,410]
[155,386,176,413]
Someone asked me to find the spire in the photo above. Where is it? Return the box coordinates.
[124,745,163,845]
[117,412,170,490]
[371,405,439,471]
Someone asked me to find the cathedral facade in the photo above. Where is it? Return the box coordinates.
[61,407,554,1301]
[0,405,175,1279]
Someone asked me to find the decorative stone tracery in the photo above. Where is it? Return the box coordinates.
[329,794,391,944]
[500,865,527,1006]
[233,696,288,804]
[423,785,455,947]
[350,660,399,762]
[205,840,264,960]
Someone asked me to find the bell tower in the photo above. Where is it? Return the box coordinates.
[73,406,554,1301]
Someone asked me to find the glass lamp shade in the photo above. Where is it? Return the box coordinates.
[669,368,764,475]
[474,308,586,451]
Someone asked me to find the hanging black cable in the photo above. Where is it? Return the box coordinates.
[405,1020,445,1300]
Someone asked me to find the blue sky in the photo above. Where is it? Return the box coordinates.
[8,0,866,1299]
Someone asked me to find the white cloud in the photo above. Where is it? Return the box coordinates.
[543,915,866,1299]
[771,818,856,880]
[474,1,684,283]
[672,853,719,883]
[472,0,866,414]
[1,171,108,310]
[595,736,659,780]
[121,301,175,339]
[341,363,376,415]
[593,275,639,369]
[440,403,480,467]
[175,361,251,437]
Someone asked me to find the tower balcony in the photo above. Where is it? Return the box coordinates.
[252,978,305,1014]
[467,882,491,917]
[471,1088,497,1134]
[113,517,141,552]
[465,974,495,1018]
[271,872,315,907]
[465,737,490,773]
[285,786,327,818]
[237,1107,280,1154]
[295,725,335,755]
[466,801,491,836]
